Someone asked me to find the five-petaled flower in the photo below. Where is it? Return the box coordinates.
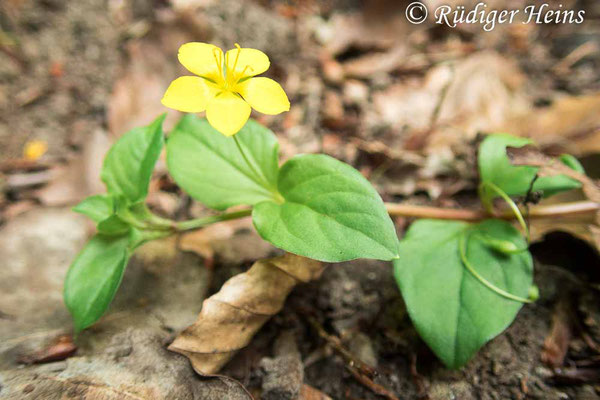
[162,42,290,136]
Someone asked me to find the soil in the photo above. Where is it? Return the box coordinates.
[1,0,600,399]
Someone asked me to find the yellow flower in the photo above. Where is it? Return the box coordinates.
[162,42,290,136]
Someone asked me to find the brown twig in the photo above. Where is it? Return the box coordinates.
[384,201,599,222]
[409,353,428,399]
[305,315,401,400]
[348,368,402,400]
[305,315,376,377]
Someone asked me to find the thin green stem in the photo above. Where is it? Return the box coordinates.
[459,231,534,303]
[174,208,252,231]
[480,182,530,242]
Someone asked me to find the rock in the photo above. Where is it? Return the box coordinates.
[0,208,250,399]
[346,332,378,368]
[0,329,251,400]
[0,208,88,369]
[428,381,476,400]
[259,331,304,400]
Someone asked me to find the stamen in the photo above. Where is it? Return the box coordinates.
[232,43,242,76]
[212,47,223,77]
[238,65,254,81]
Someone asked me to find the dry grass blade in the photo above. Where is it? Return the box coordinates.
[168,254,323,375]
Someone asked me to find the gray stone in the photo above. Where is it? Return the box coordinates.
[0,208,250,399]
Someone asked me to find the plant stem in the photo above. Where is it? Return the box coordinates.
[385,200,598,221]
[174,209,252,231]
[168,200,597,234]
[479,182,530,241]
[459,231,534,303]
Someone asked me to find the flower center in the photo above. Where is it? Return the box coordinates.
[212,44,253,91]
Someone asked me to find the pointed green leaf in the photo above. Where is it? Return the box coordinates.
[73,195,115,223]
[166,115,280,210]
[64,234,130,332]
[478,133,582,201]
[97,215,130,235]
[393,219,533,368]
[253,154,399,262]
[101,114,165,202]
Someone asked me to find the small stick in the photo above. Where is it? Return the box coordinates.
[384,201,599,222]
[348,368,401,400]
[305,315,376,377]
[305,315,402,400]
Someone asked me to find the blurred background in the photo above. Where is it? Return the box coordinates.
[1,0,600,399]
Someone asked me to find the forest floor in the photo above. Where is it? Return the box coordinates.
[1,0,600,399]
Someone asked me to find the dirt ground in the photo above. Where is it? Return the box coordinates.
[1,0,600,399]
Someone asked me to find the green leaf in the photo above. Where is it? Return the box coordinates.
[64,234,130,333]
[253,154,399,262]
[559,154,585,173]
[73,195,115,223]
[478,133,582,201]
[97,215,130,235]
[393,219,533,368]
[166,115,280,210]
[101,114,165,203]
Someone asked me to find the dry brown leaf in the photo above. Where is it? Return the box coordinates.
[169,254,323,375]
[179,219,249,260]
[374,52,529,151]
[318,10,408,57]
[370,52,528,196]
[508,146,600,251]
[178,217,275,267]
[542,300,573,368]
[17,335,77,365]
[502,94,600,156]
[592,224,600,253]
[342,46,409,78]
[299,384,333,400]
[529,213,597,246]
[508,146,600,203]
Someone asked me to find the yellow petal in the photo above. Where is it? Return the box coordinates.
[161,76,216,112]
[178,42,222,80]
[225,47,270,79]
[236,77,290,115]
[206,92,251,136]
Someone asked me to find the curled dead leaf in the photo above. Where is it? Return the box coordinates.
[508,146,600,252]
[507,146,600,203]
[169,254,323,375]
